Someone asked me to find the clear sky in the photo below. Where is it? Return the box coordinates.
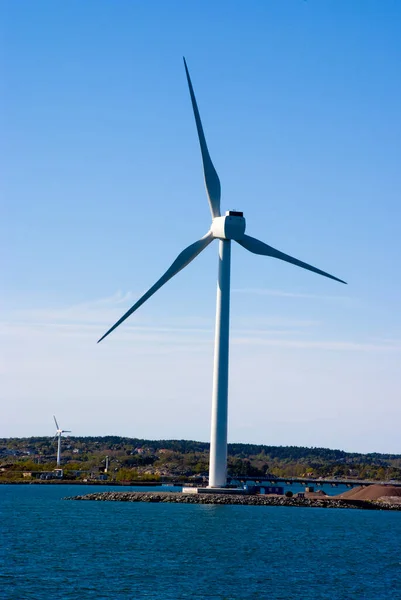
[2,1,401,453]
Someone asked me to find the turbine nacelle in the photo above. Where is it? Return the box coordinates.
[53,416,70,438]
[211,211,246,240]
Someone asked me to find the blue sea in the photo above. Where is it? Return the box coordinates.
[1,484,400,599]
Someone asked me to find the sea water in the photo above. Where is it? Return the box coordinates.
[1,484,400,599]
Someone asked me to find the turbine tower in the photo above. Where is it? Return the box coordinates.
[53,416,71,467]
[98,59,346,488]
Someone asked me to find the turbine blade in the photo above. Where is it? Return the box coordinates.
[183,57,221,219]
[237,234,346,284]
[98,232,214,343]
[53,415,59,429]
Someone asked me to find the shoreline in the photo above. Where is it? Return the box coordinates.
[0,480,179,486]
[64,491,401,511]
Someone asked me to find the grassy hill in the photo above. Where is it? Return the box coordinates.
[1,437,400,483]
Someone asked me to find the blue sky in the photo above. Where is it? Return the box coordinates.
[2,1,401,452]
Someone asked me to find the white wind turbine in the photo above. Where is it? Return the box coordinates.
[53,416,71,467]
[98,58,346,488]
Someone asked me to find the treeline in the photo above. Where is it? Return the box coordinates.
[1,436,401,463]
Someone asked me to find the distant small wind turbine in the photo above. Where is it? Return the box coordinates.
[53,416,71,467]
[98,58,346,488]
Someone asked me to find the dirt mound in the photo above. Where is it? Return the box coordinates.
[304,490,329,499]
[335,484,401,501]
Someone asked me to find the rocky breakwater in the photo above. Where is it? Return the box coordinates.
[64,491,401,510]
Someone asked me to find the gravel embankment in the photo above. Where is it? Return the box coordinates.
[63,491,401,510]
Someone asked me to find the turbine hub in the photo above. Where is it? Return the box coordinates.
[211,211,246,240]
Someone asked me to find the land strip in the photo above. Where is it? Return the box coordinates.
[64,491,401,511]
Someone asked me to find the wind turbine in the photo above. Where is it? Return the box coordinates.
[98,58,346,488]
[53,416,71,467]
